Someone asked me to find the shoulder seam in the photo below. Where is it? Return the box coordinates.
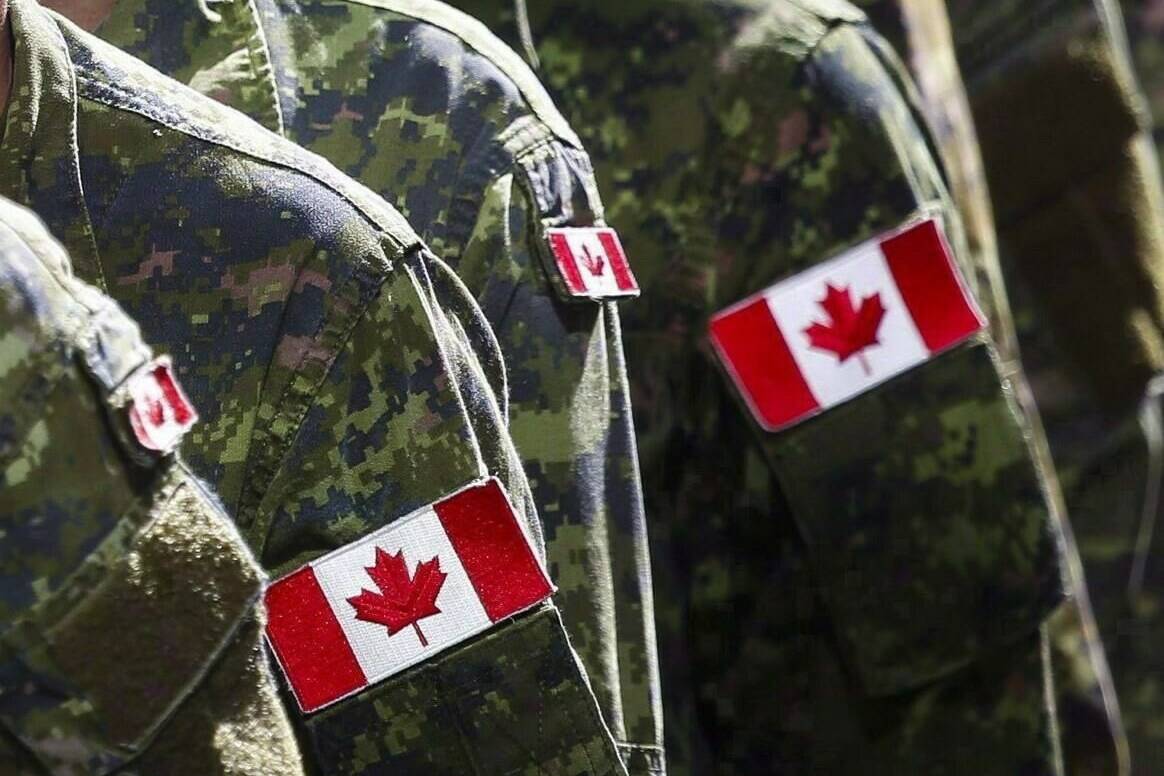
[321,0,582,149]
[72,72,421,269]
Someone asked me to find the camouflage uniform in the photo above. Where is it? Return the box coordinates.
[879,1,1164,772]
[0,0,625,773]
[854,3,1141,774]
[90,1,664,771]
[0,194,303,775]
[450,0,1085,772]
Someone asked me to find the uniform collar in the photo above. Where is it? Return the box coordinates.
[0,0,102,287]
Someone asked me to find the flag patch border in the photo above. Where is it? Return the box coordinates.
[708,217,986,432]
[123,355,198,454]
[264,477,555,714]
[545,226,641,300]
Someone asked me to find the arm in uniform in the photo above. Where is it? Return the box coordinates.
[455,0,1078,771]
[0,196,304,775]
[0,1,628,773]
[91,2,666,772]
[942,0,1164,770]
[844,3,1135,773]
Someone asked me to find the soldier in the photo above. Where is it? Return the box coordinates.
[867,1,1164,772]
[58,1,666,772]
[0,0,625,773]
[449,0,1093,773]
[0,194,303,774]
[852,2,1147,774]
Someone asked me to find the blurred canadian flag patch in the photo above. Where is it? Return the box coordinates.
[546,226,639,298]
[709,219,985,431]
[264,478,554,713]
[125,356,197,453]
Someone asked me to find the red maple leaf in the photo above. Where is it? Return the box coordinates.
[580,244,606,276]
[347,547,447,647]
[802,283,887,375]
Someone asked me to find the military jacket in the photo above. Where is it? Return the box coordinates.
[451,0,1078,773]
[94,1,664,771]
[955,0,1164,771]
[0,1,625,773]
[944,0,1164,417]
[850,3,1136,774]
[0,194,304,775]
[934,2,1164,773]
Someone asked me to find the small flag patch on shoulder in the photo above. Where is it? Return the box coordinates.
[264,478,554,713]
[125,356,197,453]
[546,226,639,299]
[708,218,985,432]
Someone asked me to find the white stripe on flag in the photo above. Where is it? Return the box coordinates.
[767,241,928,408]
[311,506,491,684]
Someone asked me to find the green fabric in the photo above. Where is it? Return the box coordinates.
[941,1,1164,772]
[306,605,625,775]
[0,1,620,773]
[948,0,1164,415]
[0,193,304,775]
[94,0,664,769]
[450,0,1074,772]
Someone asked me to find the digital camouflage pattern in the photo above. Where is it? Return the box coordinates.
[90,0,664,770]
[0,194,304,775]
[452,0,1079,772]
[0,1,625,773]
[853,3,1136,774]
[924,1,1164,772]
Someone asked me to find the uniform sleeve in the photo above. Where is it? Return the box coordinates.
[710,20,1067,699]
[449,134,665,771]
[652,19,1072,770]
[0,221,301,775]
[247,242,629,775]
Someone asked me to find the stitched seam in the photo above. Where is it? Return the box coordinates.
[402,252,489,479]
[72,73,416,260]
[239,258,381,549]
[54,24,106,292]
[549,615,618,775]
[241,0,286,134]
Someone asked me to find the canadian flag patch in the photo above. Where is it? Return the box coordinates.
[264,478,554,713]
[709,219,985,431]
[546,226,639,299]
[125,356,198,453]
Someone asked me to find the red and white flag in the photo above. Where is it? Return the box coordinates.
[709,219,985,431]
[546,226,639,298]
[264,478,554,713]
[125,356,197,453]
